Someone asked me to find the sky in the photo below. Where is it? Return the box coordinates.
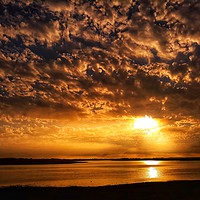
[0,0,200,158]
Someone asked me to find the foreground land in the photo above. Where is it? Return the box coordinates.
[0,180,199,200]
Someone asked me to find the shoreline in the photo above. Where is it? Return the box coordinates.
[0,180,199,200]
[0,158,86,165]
[0,157,200,165]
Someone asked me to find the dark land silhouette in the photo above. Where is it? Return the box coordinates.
[0,180,199,200]
[0,157,200,165]
[0,158,86,165]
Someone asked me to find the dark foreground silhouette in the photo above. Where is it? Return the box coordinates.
[0,180,199,200]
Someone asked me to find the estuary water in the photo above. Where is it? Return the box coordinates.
[0,160,200,187]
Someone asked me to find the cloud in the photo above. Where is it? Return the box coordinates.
[0,0,199,118]
[0,0,199,157]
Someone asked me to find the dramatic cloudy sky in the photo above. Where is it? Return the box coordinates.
[0,0,199,158]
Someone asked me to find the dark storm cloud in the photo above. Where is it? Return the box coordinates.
[0,0,200,123]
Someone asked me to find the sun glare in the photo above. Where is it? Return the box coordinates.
[133,115,159,133]
[144,160,160,165]
[148,167,158,178]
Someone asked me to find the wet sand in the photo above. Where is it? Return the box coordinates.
[0,180,199,200]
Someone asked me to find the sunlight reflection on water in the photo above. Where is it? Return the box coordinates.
[143,160,160,178]
[0,160,200,186]
[144,160,160,165]
[148,167,158,178]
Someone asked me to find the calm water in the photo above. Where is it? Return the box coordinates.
[0,160,200,187]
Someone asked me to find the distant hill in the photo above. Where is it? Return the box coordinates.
[0,158,86,165]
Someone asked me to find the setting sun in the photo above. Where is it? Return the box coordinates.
[134,115,159,133]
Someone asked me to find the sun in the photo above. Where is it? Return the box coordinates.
[133,115,159,133]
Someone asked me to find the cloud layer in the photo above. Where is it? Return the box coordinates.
[0,0,199,157]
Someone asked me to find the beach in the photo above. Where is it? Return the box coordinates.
[0,180,199,200]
